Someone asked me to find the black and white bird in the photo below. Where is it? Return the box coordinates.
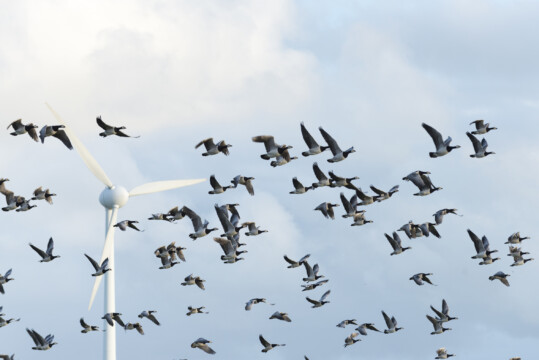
[510,255,534,267]
[243,222,268,236]
[113,220,143,231]
[302,262,324,282]
[398,221,423,239]
[26,328,57,350]
[290,177,312,194]
[158,255,179,269]
[0,310,19,328]
[421,123,460,158]
[430,299,458,323]
[252,135,293,160]
[435,347,456,359]
[186,306,208,316]
[382,311,402,334]
[314,202,340,219]
[269,311,292,322]
[470,120,497,135]
[96,116,139,138]
[426,315,451,335]
[351,211,372,226]
[306,290,331,308]
[147,213,173,222]
[319,126,355,163]
[0,269,14,294]
[167,206,186,221]
[209,175,233,194]
[505,232,530,244]
[270,148,297,167]
[181,274,206,290]
[355,188,376,206]
[7,119,38,141]
[311,162,332,188]
[191,338,216,354]
[489,271,510,287]
[214,237,246,264]
[182,206,218,240]
[355,323,381,336]
[344,332,361,347]
[385,232,411,256]
[403,171,442,196]
[284,254,310,269]
[0,354,14,360]
[410,273,436,286]
[31,187,56,204]
[336,319,358,328]
[300,122,329,156]
[195,138,231,156]
[419,223,441,238]
[466,132,495,158]
[124,322,144,335]
[340,192,359,218]
[328,171,359,190]
[245,298,273,311]
[301,279,329,291]
[433,208,459,225]
[39,125,72,149]
[80,318,99,333]
[231,175,255,196]
[102,312,126,327]
[29,238,60,262]
[259,334,285,353]
[15,199,36,212]
[84,254,110,276]
[507,246,529,259]
[370,185,399,202]
[467,229,497,259]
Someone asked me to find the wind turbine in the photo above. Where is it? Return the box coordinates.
[46,104,205,360]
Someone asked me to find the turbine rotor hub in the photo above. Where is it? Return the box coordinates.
[99,185,129,209]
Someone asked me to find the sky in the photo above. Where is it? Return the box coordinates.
[1,0,538,359]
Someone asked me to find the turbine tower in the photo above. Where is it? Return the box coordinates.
[46,104,204,360]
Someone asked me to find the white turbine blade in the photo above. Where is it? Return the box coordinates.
[88,207,119,310]
[45,103,114,188]
[129,179,206,197]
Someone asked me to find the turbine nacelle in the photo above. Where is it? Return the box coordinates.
[99,186,129,209]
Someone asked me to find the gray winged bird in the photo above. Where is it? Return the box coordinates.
[0,354,14,360]
[314,202,340,219]
[370,184,399,202]
[340,192,359,218]
[284,254,310,268]
[123,322,144,335]
[181,274,205,290]
[300,122,329,156]
[436,347,456,359]
[410,273,436,286]
[489,271,510,286]
[351,211,372,226]
[382,311,402,333]
[302,279,328,291]
[355,323,381,335]
[80,318,99,333]
[209,175,233,194]
[336,319,358,328]
[311,162,331,188]
[245,298,273,310]
[505,232,530,244]
[467,229,497,259]
[290,177,312,194]
[39,125,72,149]
[231,175,255,196]
[270,148,297,167]
[138,310,160,325]
[302,262,324,282]
[31,187,56,204]
[96,116,139,138]
[182,206,218,240]
[344,332,361,347]
[430,299,458,322]
[466,132,495,158]
[26,328,57,350]
[243,222,267,236]
[195,137,231,156]
[29,237,60,262]
[102,312,126,327]
[433,208,460,225]
[252,135,293,160]
[0,269,14,294]
[420,222,441,238]
[470,119,497,135]
[421,123,460,158]
[319,126,355,162]
[427,315,451,335]
[306,290,331,308]
[328,170,359,190]
[385,232,411,256]
[269,311,292,322]
[7,119,39,141]
[113,220,143,231]
[85,254,110,276]
[191,338,216,354]
[403,170,442,196]
[259,334,285,352]
[187,306,208,316]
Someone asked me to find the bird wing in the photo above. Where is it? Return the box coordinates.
[128,222,141,231]
[305,297,319,305]
[340,193,353,213]
[215,204,233,232]
[467,229,484,253]
[27,328,41,346]
[430,305,444,319]
[422,123,444,149]
[28,126,39,141]
[7,119,22,130]
[312,162,328,181]
[209,175,220,189]
[182,206,202,230]
[292,177,303,190]
[328,171,342,181]
[382,311,393,329]
[303,261,314,277]
[252,135,275,153]
[199,343,216,354]
[46,237,54,255]
[320,290,331,302]
[466,132,482,153]
[366,323,381,332]
[300,122,319,148]
[426,315,440,329]
[147,313,160,325]
[355,189,369,201]
[314,203,329,218]
[195,138,213,149]
[283,255,296,265]
[53,130,73,149]
[112,314,126,327]
[385,233,398,251]
[470,119,484,128]
[298,254,311,263]
[259,334,270,347]
[96,116,112,130]
[318,127,341,155]
[29,243,47,259]
[101,258,109,270]
[244,179,255,195]
[214,237,234,256]
[80,318,90,329]
[442,299,449,315]
[481,137,488,149]
[85,254,100,272]
[369,185,385,196]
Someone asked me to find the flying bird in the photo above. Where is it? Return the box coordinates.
[421,123,460,158]
[410,273,436,286]
[314,202,340,219]
[186,306,208,316]
[302,262,324,282]
[243,222,268,236]
[311,162,332,188]
[31,187,56,204]
[290,177,312,194]
[300,122,329,156]
[181,274,206,290]
[7,119,39,141]
[39,125,72,149]
[381,311,402,334]
[251,135,292,160]
[269,311,292,322]
[435,347,456,359]
[102,312,125,327]
[319,126,355,162]
[466,132,495,158]
[301,279,329,291]
[370,184,399,202]
[470,120,497,135]
[355,323,381,336]
[336,319,358,328]
[96,116,139,138]
[306,290,331,308]
[385,232,411,256]
[259,334,285,353]
[489,271,510,287]
[124,322,144,335]
[182,206,218,240]
[0,269,14,294]
[209,175,233,194]
[29,237,60,262]
[403,170,442,196]
[80,318,99,333]
[430,299,458,323]
[113,220,143,232]
[270,148,297,167]
[433,208,460,225]
[284,254,310,268]
[26,328,57,350]
[191,338,216,354]
[195,138,231,156]
[231,175,255,196]
[84,254,110,276]
[426,315,451,335]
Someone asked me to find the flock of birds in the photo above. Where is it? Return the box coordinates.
[0,117,530,359]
